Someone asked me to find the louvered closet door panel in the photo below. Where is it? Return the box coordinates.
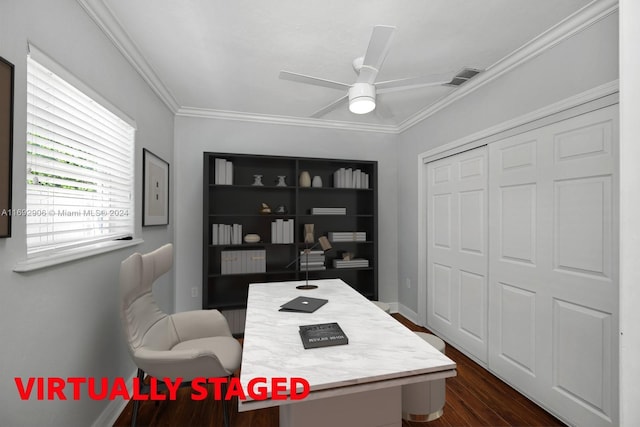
[488,105,618,427]
[427,146,488,363]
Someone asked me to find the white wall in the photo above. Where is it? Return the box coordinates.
[396,12,619,314]
[173,117,398,312]
[0,1,174,426]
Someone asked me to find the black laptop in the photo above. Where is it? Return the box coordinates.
[279,296,328,313]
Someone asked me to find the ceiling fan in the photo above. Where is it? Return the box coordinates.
[279,25,477,118]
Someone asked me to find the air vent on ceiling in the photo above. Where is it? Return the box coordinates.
[446,67,482,87]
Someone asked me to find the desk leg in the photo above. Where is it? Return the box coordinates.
[279,386,401,427]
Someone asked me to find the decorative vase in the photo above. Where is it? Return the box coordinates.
[299,171,311,187]
[312,176,323,188]
[244,234,261,243]
[276,175,287,187]
[252,174,263,186]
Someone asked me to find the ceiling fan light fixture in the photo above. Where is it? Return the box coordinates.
[348,83,376,114]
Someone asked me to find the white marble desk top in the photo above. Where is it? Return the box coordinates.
[239,279,456,411]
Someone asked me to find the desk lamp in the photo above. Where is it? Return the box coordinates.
[285,236,332,290]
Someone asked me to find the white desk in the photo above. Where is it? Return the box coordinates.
[239,279,457,427]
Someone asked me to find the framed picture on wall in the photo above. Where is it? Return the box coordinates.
[0,57,14,238]
[142,149,169,226]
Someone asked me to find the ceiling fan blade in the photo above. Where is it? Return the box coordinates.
[310,94,349,118]
[376,74,452,94]
[280,70,351,91]
[357,25,396,84]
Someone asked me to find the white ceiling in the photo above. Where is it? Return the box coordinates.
[84,0,600,131]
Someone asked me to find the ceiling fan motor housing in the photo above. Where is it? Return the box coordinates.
[349,83,376,114]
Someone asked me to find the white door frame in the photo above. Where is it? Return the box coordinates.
[416,81,618,327]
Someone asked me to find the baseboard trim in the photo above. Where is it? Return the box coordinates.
[396,303,421,326]
[91,369,137,427]
[388,302,399,314]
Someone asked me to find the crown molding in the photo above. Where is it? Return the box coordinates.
[418,79,618,164]
[79,0,617,134]
[397,0,618,133]
[176,107,399,134]
[77,0,180,113]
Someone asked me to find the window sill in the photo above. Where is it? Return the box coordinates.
[13,238,144,273]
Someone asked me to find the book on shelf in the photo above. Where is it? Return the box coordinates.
[233,224,241,244]
[276,219,284,243]
[225,161,233,185]
[214,158,233,185]
[332,258,369,268]
[299,322,349,349]
[299,249,326,270]
[333,169,342,188]
[282,219,290,244]
[300,257,325,263]
[299,265,326,271]
[332,167,369,189]
[299,249,324,255]
[300,261,326,266]
[328,231,367,242]
[221,249,266,275]
[271,219,295,244]
[311,207,346,215]
[212,223,243,245]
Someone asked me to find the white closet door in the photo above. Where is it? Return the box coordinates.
[488,105,618,426]
[427,146,488,363]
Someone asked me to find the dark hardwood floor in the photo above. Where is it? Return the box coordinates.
[392,315,565,427]
[113,314,565,427]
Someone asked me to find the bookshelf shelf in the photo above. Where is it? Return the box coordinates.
[209,184,296,190]
[203,152,378,311]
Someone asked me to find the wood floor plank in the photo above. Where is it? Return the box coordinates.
[113,314,565,427]
[446,375,510,426]
[448,347,562,427]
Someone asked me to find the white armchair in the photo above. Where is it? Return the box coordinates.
[120,243,242,426]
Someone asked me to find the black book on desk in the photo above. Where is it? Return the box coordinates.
[299,322,349,349]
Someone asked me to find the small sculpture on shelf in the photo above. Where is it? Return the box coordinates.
[312,175,323,188]
[259,202,271,214]
[304,224,315,244]
[341,251,354,261]
[275,205,288,214]
[276,175,287,187]
[252,174,264,186]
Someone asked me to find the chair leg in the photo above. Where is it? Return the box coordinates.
[221,378,229,427]
[131,368,145,427]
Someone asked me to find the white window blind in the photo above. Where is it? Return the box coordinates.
[26,56,135,255]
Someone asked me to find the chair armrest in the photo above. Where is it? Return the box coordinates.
[170,309,233,342]
[133,347,230,380]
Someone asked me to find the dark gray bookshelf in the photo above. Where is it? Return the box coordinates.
[203,152,378,310]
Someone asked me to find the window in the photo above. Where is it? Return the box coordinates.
[26,54,135,255]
